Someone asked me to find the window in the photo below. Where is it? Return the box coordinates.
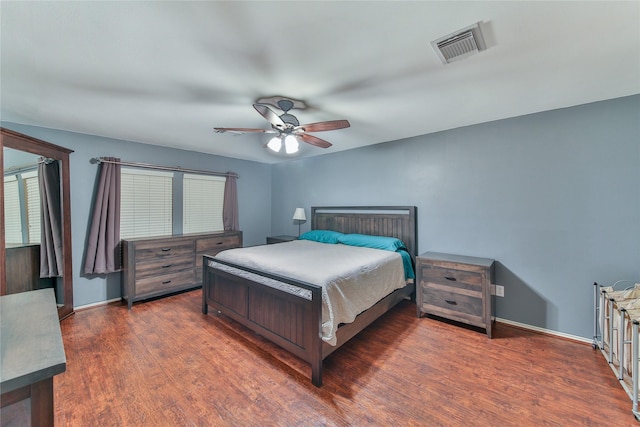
[24,170,41,243]
[120,168,173,239]
[3,175,23,244]
[119,168,228,239]
[183,174,226,234]
[3,170,41,244]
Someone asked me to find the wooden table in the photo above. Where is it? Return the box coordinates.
[1,288,67,427]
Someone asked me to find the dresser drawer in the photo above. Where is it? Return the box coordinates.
[196,235,242,252]
[420,283,483,318]
[195,249,234,271]
[135,270,196,295]
[420,265,483,290]
[195,233,242,280]
[196,251,234,281]
[134,255,194,279]
[135,241,195,261]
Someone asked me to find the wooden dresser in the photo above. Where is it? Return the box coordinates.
[5,244,54,294]
[122,231,242,308]
[416,252,495,337]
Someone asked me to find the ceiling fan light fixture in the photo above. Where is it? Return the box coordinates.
[267,136,282,152]
[284,135,299,154]
[216,99,347,152]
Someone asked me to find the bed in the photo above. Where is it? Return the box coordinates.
[593,281,640,420]
[202,206,417,386]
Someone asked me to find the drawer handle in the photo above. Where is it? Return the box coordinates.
[216,241,223,245]
[445,300,458,305]
[162,264,172,268]
[162,280,172,285]
[444,276,457,281]
[161,248,171,252]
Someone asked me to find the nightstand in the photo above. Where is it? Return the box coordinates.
[416,252,495,338]
[266,235,298,244]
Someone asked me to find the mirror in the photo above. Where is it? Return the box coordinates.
[1,128,74,320]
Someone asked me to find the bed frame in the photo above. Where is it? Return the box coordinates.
[202,206,417,386]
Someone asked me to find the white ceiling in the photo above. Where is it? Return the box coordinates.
[1,1,639,164]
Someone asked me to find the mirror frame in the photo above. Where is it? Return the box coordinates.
[1,127,74,320]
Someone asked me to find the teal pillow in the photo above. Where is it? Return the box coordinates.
[299,229,344,244]
[338,233,414,279]
[337,234,406,251]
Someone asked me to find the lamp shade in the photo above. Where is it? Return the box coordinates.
[284,135,299,154]
[292,208,306,221]
[267,137,282,152]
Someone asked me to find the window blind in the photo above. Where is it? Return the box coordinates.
[183,174,225,234]
[23,171,41,243]
[3,175,23,244]
[120,168,173,239]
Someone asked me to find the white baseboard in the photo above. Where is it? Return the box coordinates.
[495,317,591,344]
[74,297,122,311]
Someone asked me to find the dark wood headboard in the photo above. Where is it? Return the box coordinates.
[311,206,417,259]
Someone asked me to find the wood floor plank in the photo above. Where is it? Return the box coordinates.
[54,290,635,426]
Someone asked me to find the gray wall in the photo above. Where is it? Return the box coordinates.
[2,122,272,307]
[271,95,640,339]
[3,95,638,337]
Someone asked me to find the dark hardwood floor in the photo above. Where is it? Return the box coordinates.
[54,290,634,426]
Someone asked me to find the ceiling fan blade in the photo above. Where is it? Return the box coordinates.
[299,133,332,149]
[253,104,286,129]
[298,120,350,133]
[214,127,277,134]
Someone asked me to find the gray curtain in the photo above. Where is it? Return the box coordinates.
[39,160,64,278]
[223,174,239,231]
[84,158,121,274]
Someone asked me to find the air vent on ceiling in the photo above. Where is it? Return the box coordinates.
[431,22,486,64]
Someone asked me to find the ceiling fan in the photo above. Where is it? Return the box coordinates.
[214,98,350,154]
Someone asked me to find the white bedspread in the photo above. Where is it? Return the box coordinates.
[213,240,406,346]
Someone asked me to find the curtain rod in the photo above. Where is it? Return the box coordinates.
[4,157,55,175]
[90,157,239,179]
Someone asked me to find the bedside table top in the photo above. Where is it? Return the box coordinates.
[418,251,494,267]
